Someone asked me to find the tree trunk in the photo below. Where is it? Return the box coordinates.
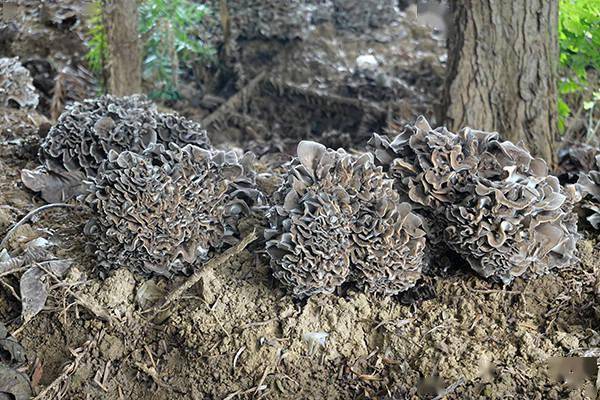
[442,0,559,165]
[104,0,141,96]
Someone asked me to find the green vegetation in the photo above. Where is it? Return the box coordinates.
[85,0,215,100]
[139,0,215,100]
[84,1,108,88]
[558,0,599,137]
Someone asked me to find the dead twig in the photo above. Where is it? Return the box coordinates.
[69,290,114,324]
[223,384,268,400]
[261,78,387,119]
[254,367,270,395]
[236,318,276,331]
[153,230,257,314]
[0,203,81,251]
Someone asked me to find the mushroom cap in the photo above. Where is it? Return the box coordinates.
[369,117,580,283]
[266,140,426,297]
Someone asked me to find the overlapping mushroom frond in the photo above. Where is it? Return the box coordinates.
[369,117,580,284]
[84,143,259,276]
[578,154,600,229]
[21,95,211,202]
[0,57,39,109]
[265,141,426,298]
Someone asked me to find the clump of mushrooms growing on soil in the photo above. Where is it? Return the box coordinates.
[265,141,426,298]
[368,117,580,284]
[16,93,586,297]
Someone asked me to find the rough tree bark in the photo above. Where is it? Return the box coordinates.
[443,0,559,165]
[104,0,142,96]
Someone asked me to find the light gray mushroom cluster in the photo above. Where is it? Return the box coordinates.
[578,154,600,229]
[265,141,426,298]
[368,117,580,284]
[21,95,211,202]
[84,143,259,276]
[0,57,39,108]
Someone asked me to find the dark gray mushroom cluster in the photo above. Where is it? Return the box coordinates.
[332,0,400,32]
[369,117,579,284]
[21,95,211,202]
[578,154,600,229]
[84,143,259,276]
[265,141,426,298]
[226,0,314,41]
[0,57,39,109]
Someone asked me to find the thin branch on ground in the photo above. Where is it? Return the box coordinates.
[152,230,257,315]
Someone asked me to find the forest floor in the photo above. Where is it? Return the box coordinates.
[1,2,600,400]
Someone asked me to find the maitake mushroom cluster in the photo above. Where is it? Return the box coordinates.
[0,57,39,109]
[368,117,579,284]
[21,95,210,202]
[265,141,426,298]
[84,143,259,276]
[578,154,600,229]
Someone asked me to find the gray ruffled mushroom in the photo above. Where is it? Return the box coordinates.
[577,155,600,229]
[83,143,257,276]
[0,57,39,108]
[21,95,211,202]
[265,140,426,298]
[369,117,579,284]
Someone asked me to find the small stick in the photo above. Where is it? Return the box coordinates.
[153,230,257,313]
[0,203,81,251]
[254,367,270,395]
[232,346,246,372]
[134,362,169,389]
[223,384,268,400]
